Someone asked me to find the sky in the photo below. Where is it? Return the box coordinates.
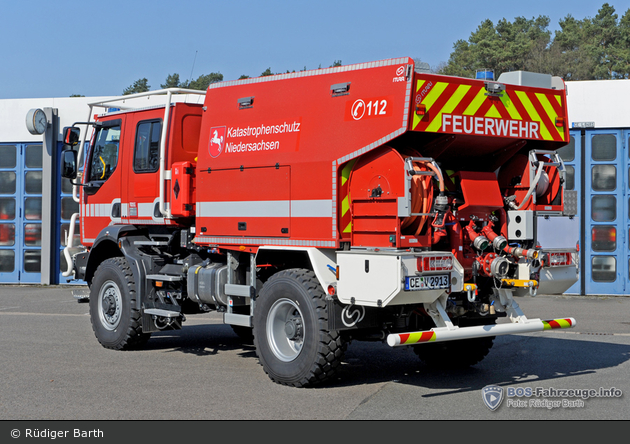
[0,0,625,99]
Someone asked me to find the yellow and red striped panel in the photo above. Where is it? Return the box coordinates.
[399,331,437,345]
[412,76,567,143]
[339,159,357,236]
[542,318,575,330]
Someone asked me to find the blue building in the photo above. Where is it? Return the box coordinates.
[561,79,630,295]
[0,98,100,285]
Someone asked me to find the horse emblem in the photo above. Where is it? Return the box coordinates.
[209,127,226,157]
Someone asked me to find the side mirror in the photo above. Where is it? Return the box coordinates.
[61,150,78,179]
[63,127,80,147]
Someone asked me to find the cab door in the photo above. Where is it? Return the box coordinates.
[81,117,124,245]
[122,110,164,224]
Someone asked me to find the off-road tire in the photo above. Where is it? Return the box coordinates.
[89,257,151,350]
[253,269,346,387]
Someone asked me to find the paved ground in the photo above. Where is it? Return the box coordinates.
[0,285,628,424]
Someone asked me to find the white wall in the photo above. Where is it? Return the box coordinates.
[566,79,630,129]
[0,92,206,144]
[0,97,113,143]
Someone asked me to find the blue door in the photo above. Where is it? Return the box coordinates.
[58,174,82,283]
[0,143,43,283]
[584,130,628,295]
[558,131,582,295]
[57,141,85,284]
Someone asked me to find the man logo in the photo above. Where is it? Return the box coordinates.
[482,385,504,411]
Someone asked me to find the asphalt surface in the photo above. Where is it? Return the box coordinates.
[0,285,628,422]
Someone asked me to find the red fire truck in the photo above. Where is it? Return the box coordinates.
[61,58,578,387]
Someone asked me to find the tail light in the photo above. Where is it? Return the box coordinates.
[419,255,453,272]
[546,252,572,267]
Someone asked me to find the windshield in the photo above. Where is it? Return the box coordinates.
[88,123,121,182]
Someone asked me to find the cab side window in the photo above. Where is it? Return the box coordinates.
[134,120,162,173]
[88,122,121,182]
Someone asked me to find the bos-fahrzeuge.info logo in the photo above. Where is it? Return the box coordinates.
[482,385,504,411]
[482,385,623,411]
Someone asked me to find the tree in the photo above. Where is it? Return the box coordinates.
[440,4,630,81]
[440,16,551,79]
[161,73,181,89]
[182,72,223,90]
[617,8,630,78]
[260,68,273,77]
[160,72,223,90]
[123,78,150,95]
[589,3,626,79]
[550,4,630,80]
[551,14,595,80]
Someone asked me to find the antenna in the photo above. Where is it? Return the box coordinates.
[189,50,198,84]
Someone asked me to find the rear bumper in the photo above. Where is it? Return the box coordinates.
[387,317,576,347]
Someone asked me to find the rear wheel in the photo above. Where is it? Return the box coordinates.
[253,269,346,387]
[89,257,151,350]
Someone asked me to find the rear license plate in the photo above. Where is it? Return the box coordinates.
[405,274,450,291]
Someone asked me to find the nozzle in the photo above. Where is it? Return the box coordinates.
[473,235,490,251]
[504,246,539,259]
[480,223,508,251]
[465,220,489,251]
[492,235,508,251]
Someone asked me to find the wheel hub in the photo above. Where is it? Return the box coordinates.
[267,298,305,362]
[97,280,122,331]
[102,292,117,316]
[284,317,303,340]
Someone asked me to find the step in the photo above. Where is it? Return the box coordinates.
[134,240,170,246]
[72,288,90,302]
[223,313,252,327]
[146,274,183,282]
[144,308,181,318]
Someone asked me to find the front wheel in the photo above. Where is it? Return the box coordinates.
[253,269,346,387]
[89,257,150,350]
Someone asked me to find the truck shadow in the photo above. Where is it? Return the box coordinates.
[141,324,257,358]
[331,334,630,391]
[137,325,630,390]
